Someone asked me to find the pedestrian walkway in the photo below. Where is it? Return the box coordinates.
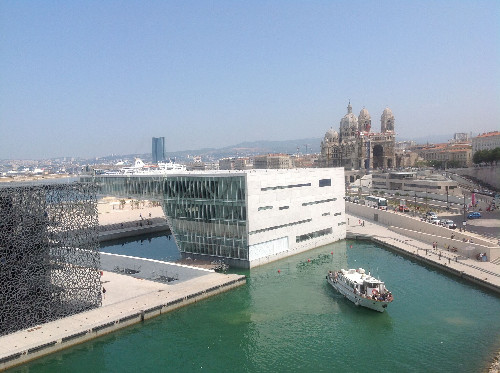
[346,213,500,293]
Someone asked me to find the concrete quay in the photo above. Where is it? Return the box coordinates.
[346,213,500,294]
[0,267,245,371]
[99,217,170,242]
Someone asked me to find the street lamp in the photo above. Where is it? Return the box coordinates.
[463,192,466,223]
[414,192,417,217]
[446,186,449,210]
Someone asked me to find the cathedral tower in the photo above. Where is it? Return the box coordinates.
[381,107,395,132]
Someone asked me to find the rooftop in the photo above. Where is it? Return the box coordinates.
[475,131,500,138]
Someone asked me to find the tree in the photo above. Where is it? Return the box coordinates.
[493,147,500,164]
[473,148,500,165]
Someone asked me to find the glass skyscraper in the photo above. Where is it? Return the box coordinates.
[152,137,166,164]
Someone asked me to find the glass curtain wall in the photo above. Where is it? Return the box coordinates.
[90,176,165,199]
[163,175,248,260]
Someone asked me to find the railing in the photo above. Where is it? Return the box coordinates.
[387,237,500,278]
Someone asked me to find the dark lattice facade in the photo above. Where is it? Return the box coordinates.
[0,182,101,336]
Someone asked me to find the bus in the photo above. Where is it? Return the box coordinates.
[365,195,388,210]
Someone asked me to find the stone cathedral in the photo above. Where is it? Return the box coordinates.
[318,102,395,170]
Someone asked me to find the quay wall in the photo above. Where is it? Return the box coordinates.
[347,232,500,295]
[0,275,246,372]
[388,226,499,261]
[99,222,170,242]
[373,237,500,295]
[345,202,496,248]
[453,165,500,190]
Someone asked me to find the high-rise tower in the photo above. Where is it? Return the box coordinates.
[152,137,166,164]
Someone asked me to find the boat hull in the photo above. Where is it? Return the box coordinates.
[327,277,390,312]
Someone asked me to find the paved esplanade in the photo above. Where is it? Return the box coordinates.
[0,264,245,371]
[346,213,500,292]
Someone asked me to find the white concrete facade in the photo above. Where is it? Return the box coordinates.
[246,168,346,267]
[163,168,346,268]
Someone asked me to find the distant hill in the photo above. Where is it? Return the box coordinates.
[91,134,455,164]
[164,138,323,162]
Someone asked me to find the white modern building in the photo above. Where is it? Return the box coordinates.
[163,168,346,268]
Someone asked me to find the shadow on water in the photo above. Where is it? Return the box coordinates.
[100,232,180,262]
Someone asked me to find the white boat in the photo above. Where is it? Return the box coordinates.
[105,158,187,175]
[326,268,393,312]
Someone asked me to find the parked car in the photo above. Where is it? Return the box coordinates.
[441,219,457,229]
[428,216,440,225]
[399,205,409,212]
[467,212,482,219]
[426,211,437,218]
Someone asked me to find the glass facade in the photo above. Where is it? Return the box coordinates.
[152,137,166,164]
[163,175,248,260]
[85,176,166,199]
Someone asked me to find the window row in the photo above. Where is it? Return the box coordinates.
[296,227,333,243]
[302,198,337,206]
[261,183,311,192]
[249,218,312,235]
[405,183,442,190]
[258,206,273,211]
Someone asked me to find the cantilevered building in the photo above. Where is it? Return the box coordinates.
[163,168,346,268]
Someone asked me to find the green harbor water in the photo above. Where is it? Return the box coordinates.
[10,238,500,373]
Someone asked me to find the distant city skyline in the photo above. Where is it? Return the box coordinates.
[1,1,499,160]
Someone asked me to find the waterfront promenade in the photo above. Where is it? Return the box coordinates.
[346,213,500,294]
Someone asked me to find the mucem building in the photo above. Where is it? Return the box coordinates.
[162,168,346,268]
[0,182,101,336]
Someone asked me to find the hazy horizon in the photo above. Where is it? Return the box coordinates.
[1,1,499,159]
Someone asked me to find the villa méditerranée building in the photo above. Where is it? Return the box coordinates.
[163,168,346,268]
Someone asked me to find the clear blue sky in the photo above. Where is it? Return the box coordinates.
[1,1,499,159]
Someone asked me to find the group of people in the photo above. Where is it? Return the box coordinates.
[370,290,393,302]
[476,253,487,261]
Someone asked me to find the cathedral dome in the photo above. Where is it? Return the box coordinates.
[359,108,371,120]
[325,128,339,140]
[382,107,393,117]
[340,113,358,129]
[340,101,358,130]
